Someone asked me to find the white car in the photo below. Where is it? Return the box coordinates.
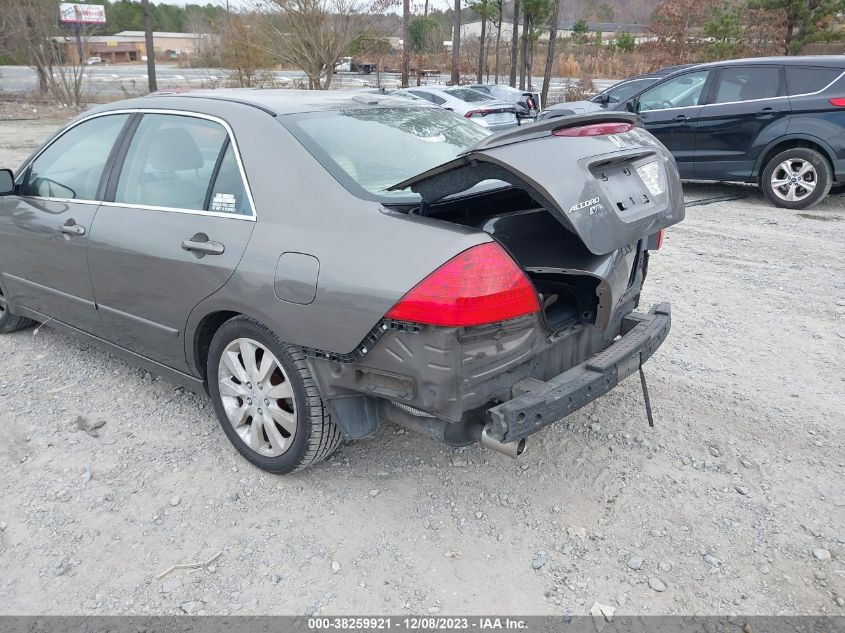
[86,56,103,65]
[463,84,541,119]
[392,86,519,132]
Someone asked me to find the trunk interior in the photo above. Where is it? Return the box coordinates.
[404,186,639,334]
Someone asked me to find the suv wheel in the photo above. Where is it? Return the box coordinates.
[761,148,832,210]
[207,316,342,473]
[0,287,34,334]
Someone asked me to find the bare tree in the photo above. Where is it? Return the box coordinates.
[451,0,462,83]
[540,0,560,106]
[6,0,91,105]
[509,0,519,86]
[257,0,387,90]
[490,0,503,82]
[401,0,410,87]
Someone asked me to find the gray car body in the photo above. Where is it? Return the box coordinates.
[0,90,683,445]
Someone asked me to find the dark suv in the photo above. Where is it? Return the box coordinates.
[548,56,845,209]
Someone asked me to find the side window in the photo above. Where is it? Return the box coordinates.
[785,66,842,95]
[638,71,709,111]
[713,66,781,104]
[22,114,129,200]
[207,143,252,216]
[114,114,228,211]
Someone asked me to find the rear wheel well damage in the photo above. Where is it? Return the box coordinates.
[193,310,242,380]
[757,139,834,181]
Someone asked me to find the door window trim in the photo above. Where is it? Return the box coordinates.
[15,108,257,222]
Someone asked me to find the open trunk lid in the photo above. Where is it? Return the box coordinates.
[388,112,685,256]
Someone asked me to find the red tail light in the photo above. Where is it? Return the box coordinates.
[464,109,490,118]
[655,229,664,250]
[829,98,845,107]
[553,122,634,137]
[526,97,536,110]
[385,243,540,327]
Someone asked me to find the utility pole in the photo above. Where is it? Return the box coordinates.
[141,0,157,92]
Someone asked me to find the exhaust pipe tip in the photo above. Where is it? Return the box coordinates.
[481,425,526,459]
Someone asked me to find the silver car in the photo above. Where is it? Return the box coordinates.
[0,91,683,473]
[393,86,519,131]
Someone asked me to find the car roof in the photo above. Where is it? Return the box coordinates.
[96,88,436,116]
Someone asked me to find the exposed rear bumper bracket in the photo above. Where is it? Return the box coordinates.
[487,302,671,443]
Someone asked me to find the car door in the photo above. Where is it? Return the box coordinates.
[85,111,255,371]
[0,112,132,331]
[633,70,711,178]
[694,65,789,181]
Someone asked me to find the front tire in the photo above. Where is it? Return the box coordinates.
[207,316,342,474]
[761,147,832,210]
[0,287,34,334]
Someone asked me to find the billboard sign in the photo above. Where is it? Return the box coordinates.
[59,3,107,25]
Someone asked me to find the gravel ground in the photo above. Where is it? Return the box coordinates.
[0,115,843,617]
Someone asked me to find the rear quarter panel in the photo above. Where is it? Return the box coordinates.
[184,113,490,365]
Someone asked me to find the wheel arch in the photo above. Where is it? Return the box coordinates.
[754,135,836,182]
[191,309,243,382]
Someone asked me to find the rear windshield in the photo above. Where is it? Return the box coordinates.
[284,107,490,201]
[785,66,843,95]
[447,88,493,103]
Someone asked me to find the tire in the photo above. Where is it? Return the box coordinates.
[0,288,34,334]
[761,147,832,210]
[207,316,342,474]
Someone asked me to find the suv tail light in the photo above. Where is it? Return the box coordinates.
[829,98,845,107]
[464,109,491,118]
[526,96,537,110]
[385,242,540,327]
[553,122,634,137]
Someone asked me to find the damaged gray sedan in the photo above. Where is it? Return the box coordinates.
[0,91,683,473]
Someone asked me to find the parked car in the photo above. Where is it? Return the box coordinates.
[0,91,683,473]
[463,84,541,119]
[543,56,845,209]
[540,65,695,119]
[85,56,103,66]
[392,86,519,131]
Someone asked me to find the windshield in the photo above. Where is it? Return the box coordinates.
[284,107,490,200]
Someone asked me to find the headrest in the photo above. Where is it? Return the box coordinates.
[147,127,203,171]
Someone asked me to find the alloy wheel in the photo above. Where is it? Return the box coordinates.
[770,159,817,203]
[217,337,297,457]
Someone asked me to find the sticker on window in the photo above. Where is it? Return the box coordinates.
[211,192,237,213]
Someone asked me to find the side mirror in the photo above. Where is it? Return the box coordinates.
[0,169,14,196]
[625,99,637,113]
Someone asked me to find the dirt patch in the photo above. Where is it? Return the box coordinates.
[0,120,843,617]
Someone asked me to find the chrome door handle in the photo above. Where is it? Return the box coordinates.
[756,107,775,118]
[181,238,225,255]
[59,223,85,236]
[673,114,688,122]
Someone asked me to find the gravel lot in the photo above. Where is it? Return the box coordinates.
[0,111,843,617]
